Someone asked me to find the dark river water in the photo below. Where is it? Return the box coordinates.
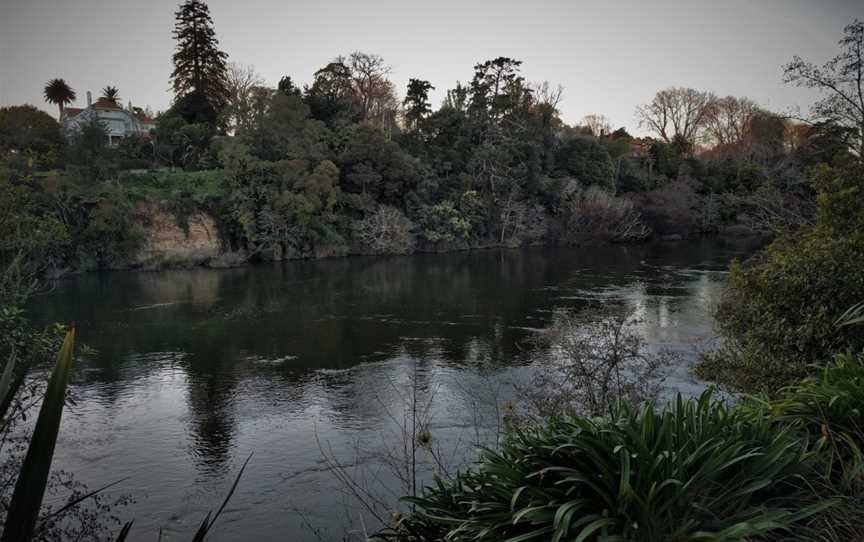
[27,239,761,541]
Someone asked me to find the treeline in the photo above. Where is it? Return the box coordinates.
[1,1,859,269]
[139,6,844,258]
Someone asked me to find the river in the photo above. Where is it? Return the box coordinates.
[27,239,761,541]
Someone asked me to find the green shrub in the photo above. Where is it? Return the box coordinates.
[739,351,864,540]
[398,391,829,542]
[700,161,864,391]
[416,190,485,244]
[0,178,70,299]
[748,352,864,490]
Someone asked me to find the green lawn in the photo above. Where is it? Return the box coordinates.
[118,169,226,203]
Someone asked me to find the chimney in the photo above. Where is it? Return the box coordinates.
[86,91,92,107]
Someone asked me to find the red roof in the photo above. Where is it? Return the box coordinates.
[92,98,122,110]
[134,112,155,123]
[64,107,84,117]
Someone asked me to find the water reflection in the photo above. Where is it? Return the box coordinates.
[27,239,762,541]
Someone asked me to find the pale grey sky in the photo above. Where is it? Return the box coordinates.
[0,0,860,133]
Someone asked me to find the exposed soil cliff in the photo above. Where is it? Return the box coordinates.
[133,203,223,269]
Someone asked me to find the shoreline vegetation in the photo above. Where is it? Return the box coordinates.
[1,0,864,539]
[2,6,834,276]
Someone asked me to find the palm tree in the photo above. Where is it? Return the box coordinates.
[101,85,120,104]
[43,78,76,117]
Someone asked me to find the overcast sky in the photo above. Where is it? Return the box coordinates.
[0,0,860,133]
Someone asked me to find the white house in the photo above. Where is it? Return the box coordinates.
[63,91,156,147]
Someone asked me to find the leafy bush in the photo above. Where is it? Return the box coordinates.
[65,119,118,182]
[398,391,829,542]
[737,351,864,540]
[416,190,485,244]
[750,351,864,489]
[554,136,615,191]
[0,105,64,158]
[62,183,145,269]
[699,161,864,391]
[0,179,70,301]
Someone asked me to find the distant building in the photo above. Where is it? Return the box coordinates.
[629,137,653,157]
[62,91,156,147]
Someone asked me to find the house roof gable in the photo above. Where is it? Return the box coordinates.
[92,98,122,110]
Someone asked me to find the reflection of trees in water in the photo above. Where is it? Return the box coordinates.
[308,342,442,426]
[29,241,758,478]
[180,335,242,475]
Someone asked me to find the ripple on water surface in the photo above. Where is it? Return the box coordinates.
[27,240,763,541]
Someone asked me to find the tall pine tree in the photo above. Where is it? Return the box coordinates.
[403,79,434,132]
[170,0,229,125]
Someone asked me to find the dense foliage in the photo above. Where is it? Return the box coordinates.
[8,16,856,271]
[0,106,63,158]
[397,391,832,542]
[754,351,864,490]
[139,49,839,261]
[698,160,864,391]
[2,9,864,540]
[392,349,864,542]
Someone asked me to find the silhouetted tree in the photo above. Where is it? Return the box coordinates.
[278,75,301,97]
[170,0,229,125]
[469,57,526,125]
[100,85,120,104]
[784,19,864,158]
[403,78,434,132]
[43,78,76,118]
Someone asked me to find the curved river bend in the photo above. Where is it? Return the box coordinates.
[28,240,759,541]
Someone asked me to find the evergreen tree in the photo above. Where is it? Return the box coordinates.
[469,57,525,125]
[278,76,302,97]
[304,61,354,125]
[403,79,434,132]
[170,0,229,125]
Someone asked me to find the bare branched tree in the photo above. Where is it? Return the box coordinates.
[581,114,613,137]
[635,87,715,147]
[559,186,650,244]
[703,96,762,148]
[515,310,675,423]
[783,19,864,158]
[532,81,563,110]
[348,52,398,126]
[223,62,268,135]
[353,205,416,255]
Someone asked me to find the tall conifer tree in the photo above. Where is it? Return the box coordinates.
[403,79,434,132]
[170,0,229,124]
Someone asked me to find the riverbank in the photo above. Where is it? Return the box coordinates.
[107,196,772,272]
